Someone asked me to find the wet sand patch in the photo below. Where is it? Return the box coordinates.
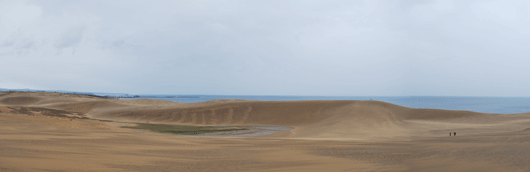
[199,126,293,137]
[120,123,248,135]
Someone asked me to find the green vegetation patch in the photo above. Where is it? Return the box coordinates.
[121,123,247,135]
[87,119,115,122]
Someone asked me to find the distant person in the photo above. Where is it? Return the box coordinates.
[450,132,452,136]
[454,132,456,136]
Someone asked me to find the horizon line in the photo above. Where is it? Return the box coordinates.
[2,88,530,98]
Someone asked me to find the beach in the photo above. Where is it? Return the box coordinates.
[1,92,530,171]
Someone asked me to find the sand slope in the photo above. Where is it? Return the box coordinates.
[0,96,41,105]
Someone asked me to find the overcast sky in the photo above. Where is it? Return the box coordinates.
[1,0,529,96]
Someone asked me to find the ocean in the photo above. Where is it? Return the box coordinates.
[122,95,530,114]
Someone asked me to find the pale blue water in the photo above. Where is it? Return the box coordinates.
[4,88,528,114]
[123,95,530,114]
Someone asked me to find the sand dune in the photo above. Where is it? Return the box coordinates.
[2,92,530,140]
[94,99,530,140]
[2,92,530,171]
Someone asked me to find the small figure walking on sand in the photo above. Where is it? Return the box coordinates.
[450,132,452,136]
[454,132,456,136]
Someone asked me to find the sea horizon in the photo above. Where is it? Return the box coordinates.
[2,89,529,114]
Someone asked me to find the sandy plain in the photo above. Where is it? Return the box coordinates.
[1,92,530,172]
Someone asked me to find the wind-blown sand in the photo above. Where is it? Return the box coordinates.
[1,92,530,171]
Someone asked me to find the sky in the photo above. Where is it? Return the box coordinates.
[1,0,529,96]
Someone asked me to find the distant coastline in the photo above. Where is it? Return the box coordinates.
[0,88,198,99]
[2,88,529,114]
[140,96,199,99]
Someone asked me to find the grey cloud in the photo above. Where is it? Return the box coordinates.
[20,40,34,49]
[1,40,14,47]
[54,26,85,49]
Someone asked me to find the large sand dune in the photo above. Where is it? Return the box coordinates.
[92,99,530,140]
[2,92,530,141]
[2,92,530,171]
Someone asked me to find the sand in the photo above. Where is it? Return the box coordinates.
[1,92,530,171]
